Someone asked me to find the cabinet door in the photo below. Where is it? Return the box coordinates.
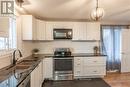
[79,23,87,40]
[21,15,36,40]
[73,22,87,40]
[31,68,36,87]
[36,20,46,40]
[45,22,53,40]
[39,61,43,87]
[86,22,100,40]
[43,58,53,79]
[31,62,42,87]
[0,17,10,37]
[53,22,74,29]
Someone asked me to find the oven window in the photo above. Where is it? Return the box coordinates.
[54,59,73,71]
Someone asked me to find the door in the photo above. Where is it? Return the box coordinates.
[121,29,130,72]
[102,26,122,72]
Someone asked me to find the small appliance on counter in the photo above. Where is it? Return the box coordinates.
[53,48,73,81]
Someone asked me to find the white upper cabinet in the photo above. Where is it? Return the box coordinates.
[73,22,87,40]
[21,15,36,40]
[0,17,10,37]
[45,22,54,40]
[73,22,100,41]
[86,22,100,40]
[21,16,100,41]
[36,19,46,40]
[52,22,74,29]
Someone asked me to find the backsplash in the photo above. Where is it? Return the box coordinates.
[33,41,99,54]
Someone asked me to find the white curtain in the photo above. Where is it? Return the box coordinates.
[102,26,128,71]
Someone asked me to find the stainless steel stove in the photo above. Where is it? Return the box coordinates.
[53,48,74,81]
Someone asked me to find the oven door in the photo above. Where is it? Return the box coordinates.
[53,58,73,80]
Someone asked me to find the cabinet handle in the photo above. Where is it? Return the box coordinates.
[77,71,80,73]
[93,71,97,72]
[93,61,97,62]
[77,64,80,65]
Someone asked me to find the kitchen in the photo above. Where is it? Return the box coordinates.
[0,0,130,87]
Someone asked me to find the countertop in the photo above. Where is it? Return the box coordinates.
[0,55,43,87]
[0,53,106,87]
[44,53,106,57]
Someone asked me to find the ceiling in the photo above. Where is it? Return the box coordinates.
[16,0,130,23]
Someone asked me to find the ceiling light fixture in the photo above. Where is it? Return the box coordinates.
[16,0,24,7]
[90,0,105,21]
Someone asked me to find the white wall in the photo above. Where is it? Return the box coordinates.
[33,41,99,54]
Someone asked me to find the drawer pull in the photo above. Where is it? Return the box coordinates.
[77,64,80,65]
[93,71,97,72]
[93,61,97,62]
[77,71,80,73]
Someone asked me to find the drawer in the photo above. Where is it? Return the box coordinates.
[84,66,106,76]
[74,57,83,66]
[74,66,83,76]
[84,57,106,66]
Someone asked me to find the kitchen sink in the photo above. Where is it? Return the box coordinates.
[18,61,33,65]
[15,65,31,70]
[21,59,38,62]
[6,58,38,71]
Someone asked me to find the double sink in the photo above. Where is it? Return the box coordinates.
[6,59,38,73]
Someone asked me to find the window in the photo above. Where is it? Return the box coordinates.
[0,18,16,55]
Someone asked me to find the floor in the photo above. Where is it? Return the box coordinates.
[43,73,130,87]
[104,72,130,87]
[42,78,110,87]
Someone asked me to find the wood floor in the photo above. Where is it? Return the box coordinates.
[104,72,130,87]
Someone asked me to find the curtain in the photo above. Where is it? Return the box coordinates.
[101,25,128,72]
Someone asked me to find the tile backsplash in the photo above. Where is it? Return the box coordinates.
[33,41,99,54]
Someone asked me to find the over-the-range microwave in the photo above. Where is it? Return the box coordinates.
[53,29,72,39]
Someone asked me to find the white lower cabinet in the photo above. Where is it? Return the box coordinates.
[83,66,106,76]
[74,57,84,76]
[31,61,43,87]
[74,56,106,78]
[43,58,53,79]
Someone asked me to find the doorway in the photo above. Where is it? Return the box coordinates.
[101,25,128,72]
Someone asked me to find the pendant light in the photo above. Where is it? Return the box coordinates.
[91,0,105,21]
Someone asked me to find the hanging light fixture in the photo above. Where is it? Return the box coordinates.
[16,0,24,7]
[90,0,105,21]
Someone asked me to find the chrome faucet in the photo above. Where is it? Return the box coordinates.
[13,49,23,65]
